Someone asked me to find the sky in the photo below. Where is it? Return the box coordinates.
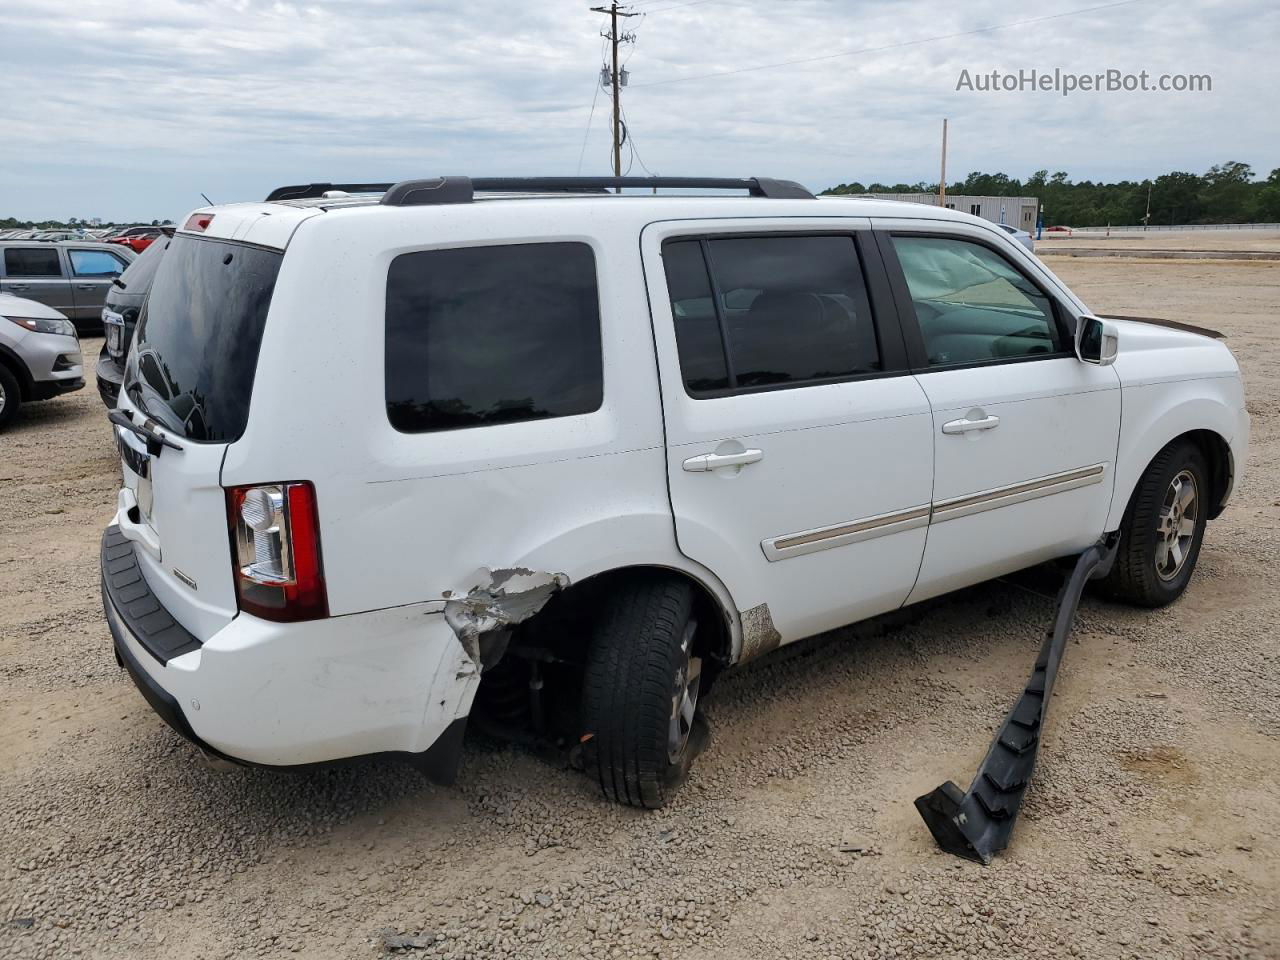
[2,0,1277,222]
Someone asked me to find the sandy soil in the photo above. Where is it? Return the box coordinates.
[1,253,1277,960]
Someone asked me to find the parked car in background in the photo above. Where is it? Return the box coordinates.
[107,226,170,254]
[31,230,92,242]
[101,177,1248,808]
[98,230,171,406]
[0,292,83,429]
[996,222,1035,252]
[0,240,135,333]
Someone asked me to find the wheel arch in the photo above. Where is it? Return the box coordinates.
[1110,425,1234,529]
[1107,382,1241,531]
[0,343,34,400]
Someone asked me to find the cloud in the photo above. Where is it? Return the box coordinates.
[0,0,1276,219]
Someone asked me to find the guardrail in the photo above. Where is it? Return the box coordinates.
[1067,222,1280,232]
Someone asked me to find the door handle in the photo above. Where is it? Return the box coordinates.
[942,415,1000,435]
[682,449,764,472]
[76,283,96,290]
[7,283,29,290]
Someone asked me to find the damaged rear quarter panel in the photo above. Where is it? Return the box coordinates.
[443,566,570,671]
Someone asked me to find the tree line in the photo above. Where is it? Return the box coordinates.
[822,161,1280,227]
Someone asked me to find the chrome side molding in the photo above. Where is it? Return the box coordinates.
[762,504,931,561]
[931,463,1106,524]
[761,463,1107,561]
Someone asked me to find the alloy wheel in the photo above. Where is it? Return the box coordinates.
[1155,469,1199,581]
[668,619,701,764]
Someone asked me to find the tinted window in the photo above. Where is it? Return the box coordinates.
[385,242,603,433]
[891,235,1062,367]
[125,236,281,442]
[4,247,62,277]
[69,249,127,277]
[662,235,879,396]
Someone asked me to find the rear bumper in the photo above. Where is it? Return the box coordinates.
[96,351,123,407]
[100,525,477,778]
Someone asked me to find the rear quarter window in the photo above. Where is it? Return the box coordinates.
[385,242,604,433]
[4,247,62,277]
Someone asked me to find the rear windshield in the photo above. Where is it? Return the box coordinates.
[125,235,282,443]
[107,235,169,306]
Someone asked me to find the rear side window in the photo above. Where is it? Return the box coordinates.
[385,242,603,433]
[4,248,62,277]
[662,235,880,397]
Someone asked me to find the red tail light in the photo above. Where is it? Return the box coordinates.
[226,481,328,622]
[184,213,214,232]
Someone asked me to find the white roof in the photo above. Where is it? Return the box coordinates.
[182,191,988,251]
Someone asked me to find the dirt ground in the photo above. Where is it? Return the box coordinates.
[1,251,1277,960]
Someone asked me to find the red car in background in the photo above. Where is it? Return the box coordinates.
[106,226,170,254]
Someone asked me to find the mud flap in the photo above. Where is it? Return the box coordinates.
[914,534,1119,864]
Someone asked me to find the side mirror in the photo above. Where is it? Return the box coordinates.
[1075,315,1119,366]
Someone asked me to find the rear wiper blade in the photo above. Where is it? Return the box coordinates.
[108,409,183,453]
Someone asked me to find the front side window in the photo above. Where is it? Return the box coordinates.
[662,235,880,397]
[4,247,62,277]
[69,249,127,277]
[891,235,1063,367]
[385,242,603,433]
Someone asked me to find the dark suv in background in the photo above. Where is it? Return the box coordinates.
[97,230,171,407]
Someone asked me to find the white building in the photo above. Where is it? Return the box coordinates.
[871,194,1039,230]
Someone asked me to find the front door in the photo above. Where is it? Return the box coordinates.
[874,223,1122,602]
[0,246,74,315]
[642,219,934,653]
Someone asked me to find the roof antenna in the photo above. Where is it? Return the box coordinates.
[200,192,214,206]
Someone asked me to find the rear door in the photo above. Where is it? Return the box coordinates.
[874,221,1122,602]
[0,246,75,315]
[642,218,934,651]
[67,247,131,321]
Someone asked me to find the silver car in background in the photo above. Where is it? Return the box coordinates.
[996,222,1035,252]
[0,293,84,429]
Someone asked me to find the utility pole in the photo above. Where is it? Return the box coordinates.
[1143,183,1152,231]
[938,118,948,207]
[591,2,638,186]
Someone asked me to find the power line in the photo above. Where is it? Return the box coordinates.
[576,73,603,174]
[635,0,723,14]
[631,0,1148,89]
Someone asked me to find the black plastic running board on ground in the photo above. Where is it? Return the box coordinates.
[914,535,1119,864]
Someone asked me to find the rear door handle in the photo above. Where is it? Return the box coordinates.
[682,449,764,472]
[942,415,1000,435]
[76,283,96,290]
[7,283,29,291]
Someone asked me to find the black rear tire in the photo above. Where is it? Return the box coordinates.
[581,573,706,808]
[1100,439,1209,607]
[0,364,20,430]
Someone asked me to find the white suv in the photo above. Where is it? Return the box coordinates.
[100,176,1249,807]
